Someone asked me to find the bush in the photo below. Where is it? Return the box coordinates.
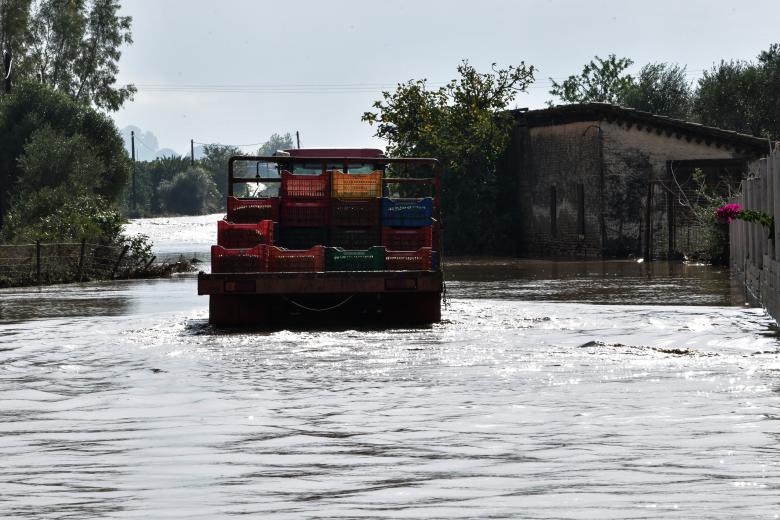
[2,186,124,244]
[158,167,219,215]
[0,82,130,229]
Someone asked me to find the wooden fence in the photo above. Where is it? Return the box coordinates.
[730,146,780,320]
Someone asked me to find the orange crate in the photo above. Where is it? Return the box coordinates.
[217,220,275,248]
[385,247,433,271]
[265,245,325,272]
[281,170,330,199]
[331,170,382,199]
[211,245,265,273]
[381,226,432,251]
[226,196,279,223]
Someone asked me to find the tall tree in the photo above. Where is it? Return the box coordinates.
[257,132,294,155]
[693,60,763,136]
[0,0,32,82]
[364,61,535,254]
[2,0,134,110]
[549,54,634,105]
[622,62,692,119]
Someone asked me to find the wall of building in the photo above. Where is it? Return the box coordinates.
[514,121,602,257]
[510,115,754,259]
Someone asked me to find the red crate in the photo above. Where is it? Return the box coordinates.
[226,196,280,223]
[330,226,379,250]
[266,245,325,273]
[381,226,432,251]
[217,220,275,248]
[281,170,330,199]
[281,199,330,227]
[211,245,265,273]
[331,198,380,227]
[385,247,433,271]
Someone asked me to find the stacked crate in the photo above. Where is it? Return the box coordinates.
[329,170,382,250]
[381,197,435,271]
[212,197,279,273]
[279,169,330,250]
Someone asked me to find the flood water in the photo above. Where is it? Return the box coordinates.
[1,217,780,519]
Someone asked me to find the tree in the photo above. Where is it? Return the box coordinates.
[257,132,294,155]
[0,81,130,227]
[756,43,780,139]
[693,60,763,136]
[158,168,219,215]
[622,62,692,119]
[1,0,135,111]
[549,54,634,105]
[363,61,535,254]
[199,144,242,204]
[0,0,32,77]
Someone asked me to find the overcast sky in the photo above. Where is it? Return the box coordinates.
[113,0,780,155]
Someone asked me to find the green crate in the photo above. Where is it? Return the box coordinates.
[325,246,385,271]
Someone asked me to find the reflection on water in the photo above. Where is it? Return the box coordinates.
[1,259,779,519]
[445,258,742,306]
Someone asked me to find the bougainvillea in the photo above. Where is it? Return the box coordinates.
[716,203,775,238]
[716,203,743,223]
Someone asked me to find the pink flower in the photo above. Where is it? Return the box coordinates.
[716,203,743,223]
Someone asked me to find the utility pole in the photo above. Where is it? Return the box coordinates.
[191,139,195,165]
[3,50,11,93]
[131,131,136,210]
[296,131,301,149]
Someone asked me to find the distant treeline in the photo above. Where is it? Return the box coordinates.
[121,133,294,217]
[547,48,780,140]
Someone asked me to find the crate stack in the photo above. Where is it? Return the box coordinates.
[211,196,279,273]
[381,197,437,271]
[323,169,383,271]
[279,169,330,250]
[210,168,441,274]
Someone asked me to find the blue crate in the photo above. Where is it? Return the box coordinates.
[381,197,433,227]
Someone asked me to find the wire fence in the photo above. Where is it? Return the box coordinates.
[0,241,194,287]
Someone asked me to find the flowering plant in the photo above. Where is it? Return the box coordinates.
[716,203,775,238]
[715,203,743,224]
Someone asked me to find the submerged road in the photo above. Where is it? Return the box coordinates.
[1,216,779,518]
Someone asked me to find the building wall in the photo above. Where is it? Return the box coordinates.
[600,121,745,257]
[515,121,602,257]
[512,117,752,258]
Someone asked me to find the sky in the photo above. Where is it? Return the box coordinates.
[113,0,780,156]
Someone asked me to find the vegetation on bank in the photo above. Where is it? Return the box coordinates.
[121,133,294,217]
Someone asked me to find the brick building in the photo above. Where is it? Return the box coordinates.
[504,103,769,258]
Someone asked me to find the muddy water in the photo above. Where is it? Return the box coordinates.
[1,220,780,518]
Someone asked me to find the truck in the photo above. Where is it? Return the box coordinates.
[197,148,444,327]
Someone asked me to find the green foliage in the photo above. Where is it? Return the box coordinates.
[198,144,243,204]
[158,167,219,215]
[549,55,634,105]
[363,61,535,254]
[257,132,294,155]
[1,0,135,111]
[622,63,692,118]
[0,81,130,227]
[2,185,124,243]
[693,60,764,136]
